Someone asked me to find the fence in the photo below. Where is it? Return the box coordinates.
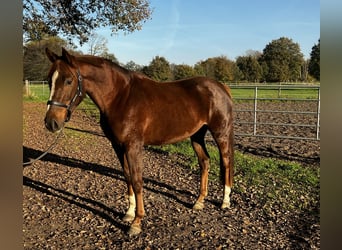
[23,80,49,98]
[23,81,320,141]
[231,84,320,141]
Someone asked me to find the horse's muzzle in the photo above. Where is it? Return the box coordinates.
[44,116,64,133]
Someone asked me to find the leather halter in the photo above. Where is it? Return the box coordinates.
[47,69,83,122]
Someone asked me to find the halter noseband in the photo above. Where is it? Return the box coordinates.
[47,69,83,122]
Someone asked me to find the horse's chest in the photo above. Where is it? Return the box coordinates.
[100,111,142,144]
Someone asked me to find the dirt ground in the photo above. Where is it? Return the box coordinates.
[23,102,320,249]
[233,101,320,164]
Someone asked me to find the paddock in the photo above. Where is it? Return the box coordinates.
[23,97,319,248]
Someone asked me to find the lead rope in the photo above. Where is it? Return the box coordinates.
[23,128,64,166]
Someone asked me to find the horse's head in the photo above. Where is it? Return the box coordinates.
[44,48,85,133]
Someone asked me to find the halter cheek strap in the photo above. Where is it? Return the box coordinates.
[47,69,83,122]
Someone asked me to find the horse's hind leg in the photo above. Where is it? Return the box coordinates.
[191,126,210,210]
[212,127,234,209]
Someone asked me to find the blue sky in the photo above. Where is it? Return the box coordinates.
[78,0,320,66]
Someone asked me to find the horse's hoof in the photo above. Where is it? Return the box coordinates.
[221,201,230,209]
[193,201,204,210]
[128,224,142,236]
[123,213,134,223]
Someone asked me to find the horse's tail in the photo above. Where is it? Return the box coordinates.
[228,125,234,187]
[223,84,233,99]
[221,83,234,187]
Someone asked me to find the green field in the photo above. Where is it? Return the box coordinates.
[230,86,320,99]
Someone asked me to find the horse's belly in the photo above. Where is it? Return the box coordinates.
[144,118,205,145]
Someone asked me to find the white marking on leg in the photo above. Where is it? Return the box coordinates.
[47,70,58,111]
[123,194,136,222]
[222,185,231,209]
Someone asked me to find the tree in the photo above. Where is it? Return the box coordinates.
[85,32,119,63]
[245,49,262,58]
[194,56,239,82]
[301,59,310,82]
[87,33,109,56]
[23,0,153,44]
[194,59,215,78]
[101,52,119,64]
[173,64,196,80]
[308,39,320,81]
[124,61,143,72]
[23,36,76,80]
[260,37,304,82]
[142,56,172,81]
[236,55,262,82]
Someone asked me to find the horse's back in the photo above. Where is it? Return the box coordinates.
[135,75,231,104]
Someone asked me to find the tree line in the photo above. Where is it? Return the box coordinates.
[24,36,320,83]
[23,0,319,83]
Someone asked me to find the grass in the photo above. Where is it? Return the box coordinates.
[233,150,319,213]
[23,84,49,102]
[230,86,319,99]
[147,139,320,214]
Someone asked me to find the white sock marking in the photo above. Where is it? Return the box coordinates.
[223,185,231,204]
[126,194,136,218]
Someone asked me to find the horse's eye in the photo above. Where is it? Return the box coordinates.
[65,79,72,85]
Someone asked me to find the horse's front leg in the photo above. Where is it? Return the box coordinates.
[125,143,145,236]
[111,143,136,223]
[122,175,136,223]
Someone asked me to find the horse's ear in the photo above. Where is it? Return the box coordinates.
[45,48,59,62]
[61,47,75,66]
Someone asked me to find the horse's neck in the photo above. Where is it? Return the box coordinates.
[83,64,130,114]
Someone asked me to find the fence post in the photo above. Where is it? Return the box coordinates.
[316,87,320,140]
[25,80,30,96]
[42,81,45,97]
[253,86,258,136]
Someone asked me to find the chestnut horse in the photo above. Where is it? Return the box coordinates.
[44,48,234,235]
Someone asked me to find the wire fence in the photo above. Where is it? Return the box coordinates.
[23,81,320,141]
[231,84,320,141]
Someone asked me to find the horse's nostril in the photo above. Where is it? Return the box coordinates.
[45,117,60,132]
[52,119,59,131]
